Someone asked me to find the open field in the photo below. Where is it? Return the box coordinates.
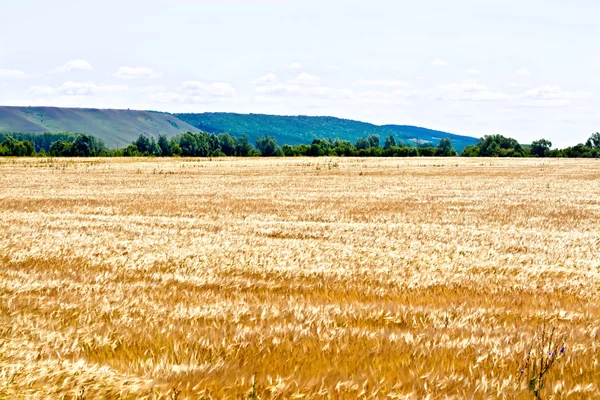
[1,157,600,399]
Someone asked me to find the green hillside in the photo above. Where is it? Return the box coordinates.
[0,106,199,148]
[175,112,478,152]
[0,107,479,152]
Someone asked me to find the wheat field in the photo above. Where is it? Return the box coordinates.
[1,157,599,399]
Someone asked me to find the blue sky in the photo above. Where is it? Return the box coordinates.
[1,0,598,146]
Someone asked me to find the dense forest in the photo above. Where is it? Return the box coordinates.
[0,132,78,152]
[1,131,599,158]
[175,112,479,153]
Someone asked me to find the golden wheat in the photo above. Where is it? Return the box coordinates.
[1,157,599,399]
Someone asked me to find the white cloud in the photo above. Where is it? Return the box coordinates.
[432,59,449,67]
[114,66,160,79]
[134,85,167,93]
[254,83,338,98]
[304,86,335,97]
[55,59,93,73]
[354,91,411,105]
[520,85,592,100]
[149,91,234,105]
[517,85,592,107]
[253,77,353,102]
[282,62,302,69]
[0,69,26,79]
[254,84,340,100]
[251,72,322,95]
[149,92,187,104]
[466,69,481,75]
[29,81,128,96]
[394,89,417,97]
[250,73,279,85]
[28,85,55,96]
[58,82,95,96]
[435,82,509,101]
[182,81,237,97]
[356,79,410,88]
[255,83,300,95]
[60,81,102,96]
[250,71,417,107]
[287,72,320,86]
[516,68,531,76]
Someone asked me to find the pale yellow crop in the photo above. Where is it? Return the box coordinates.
[1,157,598,398]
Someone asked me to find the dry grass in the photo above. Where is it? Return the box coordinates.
[1,157,599,399]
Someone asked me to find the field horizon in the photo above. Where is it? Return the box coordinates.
[0,106,479,152]
[1,157,599,398]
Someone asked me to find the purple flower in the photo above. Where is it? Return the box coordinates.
[549,351,555,357]
[560,347,566,354]
[520,369,525,374]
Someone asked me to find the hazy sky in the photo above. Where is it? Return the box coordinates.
[1,0,599,146]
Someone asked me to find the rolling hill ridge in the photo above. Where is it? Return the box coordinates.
[0,106,479,152]
[0,106,200,148]
[176,113,479,153]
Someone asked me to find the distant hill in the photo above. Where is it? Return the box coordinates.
[176,113,478,152]
[0,106,479,152]
[0,106,199,148]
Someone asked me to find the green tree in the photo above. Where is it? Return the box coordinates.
[236,134,254,156]
[0,136,35,156]
[308,144,322,156]
[178,132,210,157]
[49,140,74,156]
[355,137,371,150]
[435,138,457,157]
[23,140,35,156]
[210,148,226,157]
[282,144,297,156]
[218,133,237,156]
[384,135,396,149]
[460,145,481,157]
[71,134,104,157]
[368,134,380,148]
[531,139,552,157]
[208,134,220,154]
[149,137,161,156]
[369,146,383,157]
[419,146,436,157]
[178,133,197,156]
[309,138,331,156]
[476,134,525,157]
[586,133,600,149]
[256,134,282,156]
[0,132,76,152]
[489,142,501,157]
[135,134,151,154]
[331,139,356,156]
[292,144,311,156]
[157,134,172,156]
[123,144,140,157]
[171,141,183,156]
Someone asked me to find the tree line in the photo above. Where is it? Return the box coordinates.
[461,133,600,158]
[1,131,600,158]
